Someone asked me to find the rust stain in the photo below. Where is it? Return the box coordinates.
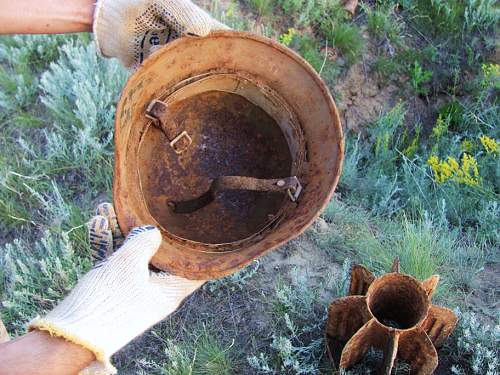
[326,262,458,374]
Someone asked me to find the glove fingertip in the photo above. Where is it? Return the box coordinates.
[125,225,161,245]
[127,226,162,259]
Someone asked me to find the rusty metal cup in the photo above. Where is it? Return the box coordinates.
[366,273,430,330]
[113,31,343,279]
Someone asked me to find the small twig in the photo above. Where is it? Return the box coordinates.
[319,39,328,76]
[64,224,85,235]
[8,171,46,180]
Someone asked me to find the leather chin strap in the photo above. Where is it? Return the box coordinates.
[169,176,302,214]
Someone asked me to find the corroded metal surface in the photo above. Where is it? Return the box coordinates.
[349,264,376,295]
[169,176,302,214]
[113,31,344,279]
[326,263,458,374]
[139,91,293,245]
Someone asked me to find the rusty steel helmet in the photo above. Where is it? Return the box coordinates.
[114,30,343,279]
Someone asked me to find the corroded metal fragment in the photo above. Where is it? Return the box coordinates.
[326,262,458,374]
[349,264,375,295]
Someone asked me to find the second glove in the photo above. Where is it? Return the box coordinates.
[93,0,228,69]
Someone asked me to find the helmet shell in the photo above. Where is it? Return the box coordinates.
[114,31,343,279]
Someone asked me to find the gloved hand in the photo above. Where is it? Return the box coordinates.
[29,224,205,374]
[93,0,228,69]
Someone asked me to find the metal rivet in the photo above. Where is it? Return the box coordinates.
[277,180,286,187]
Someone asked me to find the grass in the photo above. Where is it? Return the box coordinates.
[364,3,403,44]
[151,330,237,375]
[246,0,274,17]
[0,0,499,374]
[409,60,433,95]
[327,23,365,65]
[318,197,485,300]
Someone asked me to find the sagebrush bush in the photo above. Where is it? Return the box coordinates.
[0,35,71,116]
[204,260,260,296]
[448,309,500,375]
[161,339,194,375]
[40,41,127,193]
[0,37,125,338]
[0,230,90,334]
[339,98,499,248]
[248,267,341,374]
[0,39,127,238]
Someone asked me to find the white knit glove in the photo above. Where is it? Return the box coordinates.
[29,226,205,374]
[93,0,228,68]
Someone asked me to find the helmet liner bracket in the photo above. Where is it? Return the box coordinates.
[169,176,303,214]
[145,99,193,154]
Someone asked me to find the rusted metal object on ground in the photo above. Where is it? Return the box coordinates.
[113,31,343,279]
[326,260,458,374]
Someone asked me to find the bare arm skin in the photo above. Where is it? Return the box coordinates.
[0,0,95,34]
[0,330,95,375]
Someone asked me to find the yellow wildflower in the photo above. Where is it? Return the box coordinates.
[427,155,452,183]
[481,63,500,89]
[279,28,297,47]
[480,135,498,155]
[427,154,480,186]
[431,114,449,140]
[427,155,439,166]
[448,157,460,172]
[456,153,480,186]
[460,139,475,153]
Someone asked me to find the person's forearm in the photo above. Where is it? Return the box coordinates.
[0,330,95,375]
[0,0,95,34]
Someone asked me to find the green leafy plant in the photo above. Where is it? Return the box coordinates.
[247,0,274,17]
[409,61,433,95]
[278,0,304,16]
[365,3,403,44]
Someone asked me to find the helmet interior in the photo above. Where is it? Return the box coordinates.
[137,73,303,246]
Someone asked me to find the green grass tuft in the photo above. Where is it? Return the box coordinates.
[246,0,274,17]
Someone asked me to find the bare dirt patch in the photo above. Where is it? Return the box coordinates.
[465,264,500,324]
[334,60,398,132]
